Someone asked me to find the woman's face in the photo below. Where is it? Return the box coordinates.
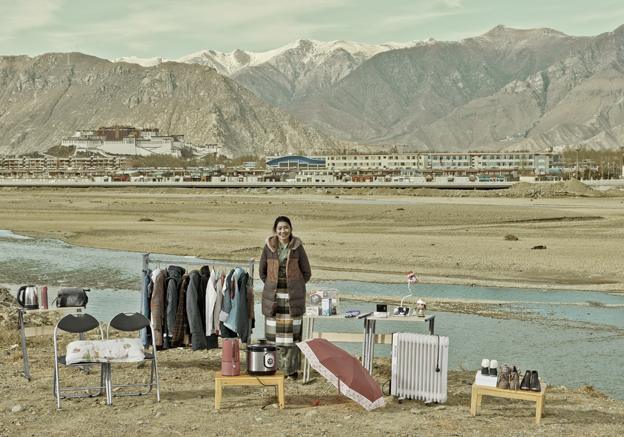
[275,221,292,243]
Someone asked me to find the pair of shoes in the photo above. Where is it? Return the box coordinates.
[287,372,299,380]
[497,363,511,389]
[520,370,541,392]
[480,359,499,376]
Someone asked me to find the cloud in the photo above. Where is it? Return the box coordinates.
[37,0,350,54]
[377,1,465,28]
[0,0,64,42]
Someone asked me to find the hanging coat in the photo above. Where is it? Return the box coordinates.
[165,265,186,340]
[150,269,166,348]
[186,270,208,350]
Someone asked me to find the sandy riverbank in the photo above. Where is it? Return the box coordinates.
[2,183,624,435]
[0,185,623,292]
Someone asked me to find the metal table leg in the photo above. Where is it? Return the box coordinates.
[425,315,435,335]
[18,309,31,381]
[103,363,112,405]
[361,318,376,374]
[302,317,315,383]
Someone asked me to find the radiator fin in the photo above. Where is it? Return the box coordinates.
[391,332,449,403]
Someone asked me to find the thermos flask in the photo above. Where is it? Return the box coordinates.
[41,286,48,309]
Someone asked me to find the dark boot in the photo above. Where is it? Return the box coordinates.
[530,370,541,392]
[520,370,531,390]
[509,366,520,390]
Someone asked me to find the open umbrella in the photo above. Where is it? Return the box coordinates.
[297,338,385,411]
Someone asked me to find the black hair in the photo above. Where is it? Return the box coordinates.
[273,216,292,232]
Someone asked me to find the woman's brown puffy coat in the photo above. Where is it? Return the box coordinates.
[259,235,311,317]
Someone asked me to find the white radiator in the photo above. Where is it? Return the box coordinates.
[391,332,449,403]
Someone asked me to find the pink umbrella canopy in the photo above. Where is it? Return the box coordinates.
[297,338,385,411]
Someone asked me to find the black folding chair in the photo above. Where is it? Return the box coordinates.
[52,313,106,409]
[106,312,160,402]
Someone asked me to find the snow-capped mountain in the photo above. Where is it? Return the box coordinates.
[129,39,419,75]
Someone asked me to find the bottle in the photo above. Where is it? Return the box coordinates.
[41,286,49,309]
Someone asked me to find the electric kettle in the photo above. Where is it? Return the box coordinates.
[17,285,39,310]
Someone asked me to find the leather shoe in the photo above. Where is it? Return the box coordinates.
[520,370,531,390]
[530,370,541,392]
[497,364,510,389]
[509,366,520,390]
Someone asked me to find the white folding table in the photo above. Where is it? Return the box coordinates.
[301,313,435,383]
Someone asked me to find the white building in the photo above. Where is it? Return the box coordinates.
[60,128,211,157]
[321,151,561,175]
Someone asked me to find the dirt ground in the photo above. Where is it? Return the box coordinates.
[1,315,623,437]
[1,183,624,436]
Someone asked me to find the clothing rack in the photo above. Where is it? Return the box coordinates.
[142,253,255,279]
[141,253,256,349]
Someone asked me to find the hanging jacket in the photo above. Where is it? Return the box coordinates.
[219,269,236,325]
[172,273,190,347]
[206,268,223,335]
[220,268,253,343]
[186,270,208,350]
[199,266,210,333]
[165,265,186,340]
[141,268,152,347]
[150,269,166,348]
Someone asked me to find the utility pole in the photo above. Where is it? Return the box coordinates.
[575,147,580,180]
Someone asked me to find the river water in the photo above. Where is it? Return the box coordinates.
[1,230,622,399]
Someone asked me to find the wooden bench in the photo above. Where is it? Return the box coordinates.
[214,371,285,410]
[470,383,546,424]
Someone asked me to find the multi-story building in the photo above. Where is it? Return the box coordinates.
[61,126,222,157]
[268,151,562,176]
[0,156,125,178]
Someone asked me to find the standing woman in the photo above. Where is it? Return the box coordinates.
[259,216,312,378]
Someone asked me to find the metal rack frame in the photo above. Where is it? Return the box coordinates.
[142,253,255,278]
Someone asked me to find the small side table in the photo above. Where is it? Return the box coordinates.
[470,383,546,424]
[214,371,285,410]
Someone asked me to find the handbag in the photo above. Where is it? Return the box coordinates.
[55,288,89,308]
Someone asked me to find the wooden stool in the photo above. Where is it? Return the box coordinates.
[470,383,547,424]
[214,371,285,410]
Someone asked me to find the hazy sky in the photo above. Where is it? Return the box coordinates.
[1,0,624,59]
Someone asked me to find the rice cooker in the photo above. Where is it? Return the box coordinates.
[246,343,277,375]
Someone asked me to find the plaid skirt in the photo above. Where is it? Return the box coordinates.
[264,268,302,345]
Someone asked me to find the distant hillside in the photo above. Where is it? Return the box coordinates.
[127,26,624,152]
[0,53,341,156]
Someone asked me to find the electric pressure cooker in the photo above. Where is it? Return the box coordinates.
[246,343,277,375]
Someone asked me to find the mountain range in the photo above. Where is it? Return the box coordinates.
[118,26,624,152]
[0,53,341,156]
[2,25,624,156]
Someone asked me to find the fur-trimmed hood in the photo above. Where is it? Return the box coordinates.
[265,235,303,253]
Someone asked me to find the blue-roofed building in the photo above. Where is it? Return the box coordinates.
[266,155,326,169]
